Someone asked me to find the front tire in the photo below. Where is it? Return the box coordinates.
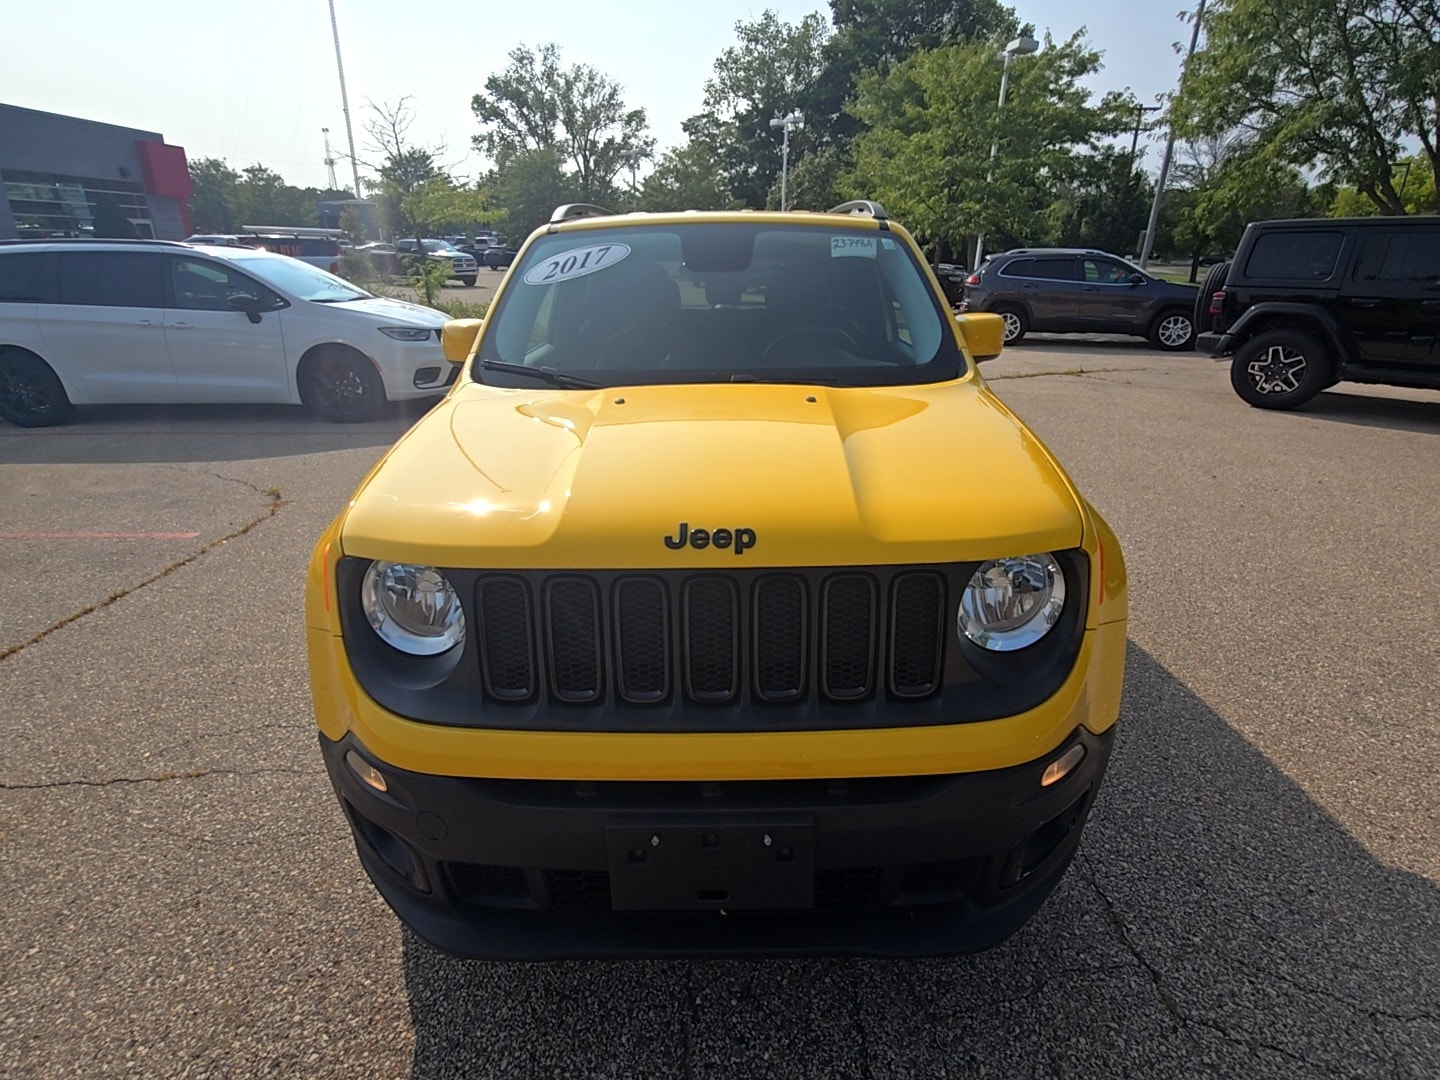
[1149,309,1196,351]
[993,306,1028,345]
[0,349,74,427]
[300,348,383,423]
[460,276,477,287]
[1230,329,1331,409]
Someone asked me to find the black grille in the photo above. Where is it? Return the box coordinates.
[448,863,529,904]
[471,568,951,714]
[815,867,883,910]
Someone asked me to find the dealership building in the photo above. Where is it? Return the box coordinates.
[0,103,193,241]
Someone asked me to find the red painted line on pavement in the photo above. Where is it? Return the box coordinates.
[0,531,202,540]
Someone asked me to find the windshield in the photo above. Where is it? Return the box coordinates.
[422,240,458,253]
[475,222,962,388]
[233,253,371,302]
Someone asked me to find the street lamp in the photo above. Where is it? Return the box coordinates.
[618,148,645,194]
[769,110,804,211]
[974,36,1039,269]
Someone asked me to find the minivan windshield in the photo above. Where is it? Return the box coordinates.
[232,252,371,303]
[475,222,962,388]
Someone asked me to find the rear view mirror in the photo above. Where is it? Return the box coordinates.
[442,318,484,363]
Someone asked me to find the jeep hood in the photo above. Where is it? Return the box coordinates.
[339,381,1085,568]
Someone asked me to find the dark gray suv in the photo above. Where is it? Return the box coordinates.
[959,248,1199,350]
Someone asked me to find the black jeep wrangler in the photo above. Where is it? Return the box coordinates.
[1196,216,1440,409]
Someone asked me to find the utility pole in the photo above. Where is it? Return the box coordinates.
[328,0,363,199]
[1139,0,1207,269]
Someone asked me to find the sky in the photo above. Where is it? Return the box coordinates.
[3,0,1203,192]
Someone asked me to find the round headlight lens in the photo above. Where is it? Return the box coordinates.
[959,553,1066,652]
[361,561,466,656]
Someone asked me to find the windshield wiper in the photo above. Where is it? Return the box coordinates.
[479,359,602,389]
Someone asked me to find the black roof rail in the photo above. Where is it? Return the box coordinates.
[549,203,613,224]
[827,200,889,221]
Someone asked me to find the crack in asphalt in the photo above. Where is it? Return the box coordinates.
[1077,854,1341,1070]
[0,767,309,791]
[0,490,284,663]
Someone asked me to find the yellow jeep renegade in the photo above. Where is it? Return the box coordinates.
[305,202,1128,959]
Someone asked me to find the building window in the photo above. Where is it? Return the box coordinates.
[2,169,154,239]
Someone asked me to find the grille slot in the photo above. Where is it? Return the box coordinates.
[545,869,613,912]
[821,575,877,700]
[754,575,807,702]
[546,578,602,703]
[614,577,669,703]
[890,572,945,697]
[684,577,739,703]
[476,576,535,700]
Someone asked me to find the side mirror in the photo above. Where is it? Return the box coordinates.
[954,312,1004,362]
[227,292,263,324]
[441,318,484,363]
[1127,273,1146,286]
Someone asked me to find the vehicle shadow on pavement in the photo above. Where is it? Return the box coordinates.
[398,642,1440,1080]
[1289,389,1440,435]
[0,400,439,464]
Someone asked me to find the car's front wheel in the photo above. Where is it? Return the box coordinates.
[993,306,1028,345]
[1149,309,1196,351]
[0,348,74,427]
[1230,329,1331,409]
[460,276,477,287]
[300,348,383,423]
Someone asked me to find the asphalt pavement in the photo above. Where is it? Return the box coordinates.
[1,336,1436,1078]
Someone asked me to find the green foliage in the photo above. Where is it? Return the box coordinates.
[1173,0,1440,215]
[849,32,1135,257]
[639,140,745,212]
[409,259,451,308]
[472,43,652,204]
[683,11,834,208]
[1045,149,1154,257]
[1327,153,1437,216]
[484,147,574,240]
[431,297,490,320]
[187,158,352,233]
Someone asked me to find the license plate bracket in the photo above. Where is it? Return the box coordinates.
[605,816,815,911]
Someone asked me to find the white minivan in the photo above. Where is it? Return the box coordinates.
[0,239,454,426]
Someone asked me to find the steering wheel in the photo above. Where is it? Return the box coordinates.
[762,325,861,364]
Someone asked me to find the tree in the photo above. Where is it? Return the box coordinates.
[639,140,744,212]
[849,32,1136,260]
[188,158,240,232]
[1046,148,1154,257]
[683,11,833,207]
[1173,0,1440,215]
[471,43,651,203]
[484,148,573,239]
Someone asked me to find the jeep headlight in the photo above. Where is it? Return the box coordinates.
[361,561,466,656]
[959,553,1066,652]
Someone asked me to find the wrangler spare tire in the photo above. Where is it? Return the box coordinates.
[1193,260,1231,335]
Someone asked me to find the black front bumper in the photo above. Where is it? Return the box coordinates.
[320,726,1114,960]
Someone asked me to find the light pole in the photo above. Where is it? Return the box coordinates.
[974,36,1039,269]
[769,110,804,211]
[618,148,644,194]
[1139,0,1207,269]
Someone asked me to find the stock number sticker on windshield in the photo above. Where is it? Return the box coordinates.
[523,243,631,285]
[831,236,877,258]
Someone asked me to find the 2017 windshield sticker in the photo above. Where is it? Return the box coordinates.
[522,243,631,285]
[831,236,877,259]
